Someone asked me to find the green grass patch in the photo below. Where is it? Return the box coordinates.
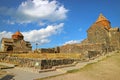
[67,69,80,73]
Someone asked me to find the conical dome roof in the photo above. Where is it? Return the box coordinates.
[96,13,111,29]
[12,31,24,40]
[96,13,108,22]
[13,31,23,36]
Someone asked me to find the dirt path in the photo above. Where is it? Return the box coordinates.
[41,52,120,80]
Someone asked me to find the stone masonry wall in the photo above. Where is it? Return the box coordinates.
[109,28,120,50]
[87,24,110,44]
[60,43,108,54]
[0,54,75,70]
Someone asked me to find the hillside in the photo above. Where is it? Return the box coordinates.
[41,51,120,80]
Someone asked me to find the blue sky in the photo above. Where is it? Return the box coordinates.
[0,0,120,49]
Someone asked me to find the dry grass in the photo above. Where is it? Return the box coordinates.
[0,70,7,78]
[39,51,120,80]
[8,53,81,59]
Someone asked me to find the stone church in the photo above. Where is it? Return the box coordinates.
[60,14,120,53]
[1,31,32,52]
[87,14,120,50]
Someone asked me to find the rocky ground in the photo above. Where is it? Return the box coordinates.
[40,51,120,80]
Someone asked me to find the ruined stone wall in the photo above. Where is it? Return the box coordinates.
[59,44,81,53]
[38,48,55,53]
[38,47,60,53]
[60,43,107,54]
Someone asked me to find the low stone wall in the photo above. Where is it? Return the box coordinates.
[0,56,75,70]
[41,59,74,69]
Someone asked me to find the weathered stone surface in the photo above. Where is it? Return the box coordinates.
[60,43,106,54]
[87,23,110,44]
[109,28,120,49]
[0,54,75,70]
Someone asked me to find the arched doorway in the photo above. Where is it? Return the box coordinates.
[7,45,13,52]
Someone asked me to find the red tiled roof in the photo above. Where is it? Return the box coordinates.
[12,31,23,36]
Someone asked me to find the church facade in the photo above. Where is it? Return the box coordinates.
[1,31,32,52]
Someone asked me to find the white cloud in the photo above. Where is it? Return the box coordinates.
[0,23,64,45]
[63,40,81,45]
[0,31,12,40]
[0,0,68,24]
[23,23,64,45]
[18,0,68,21]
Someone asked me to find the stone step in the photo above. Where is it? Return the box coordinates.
[0,62,15,69]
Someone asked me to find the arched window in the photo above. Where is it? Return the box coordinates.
[7,45,13,51]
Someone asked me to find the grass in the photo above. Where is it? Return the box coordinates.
[67,61,101,74]
[8,53,81,59]
[67,51,120,80]
[36,73,66,80]
[68,51,120,73]
[67,69,80,73]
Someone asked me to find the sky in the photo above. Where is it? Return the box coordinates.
[0,0,120,49]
